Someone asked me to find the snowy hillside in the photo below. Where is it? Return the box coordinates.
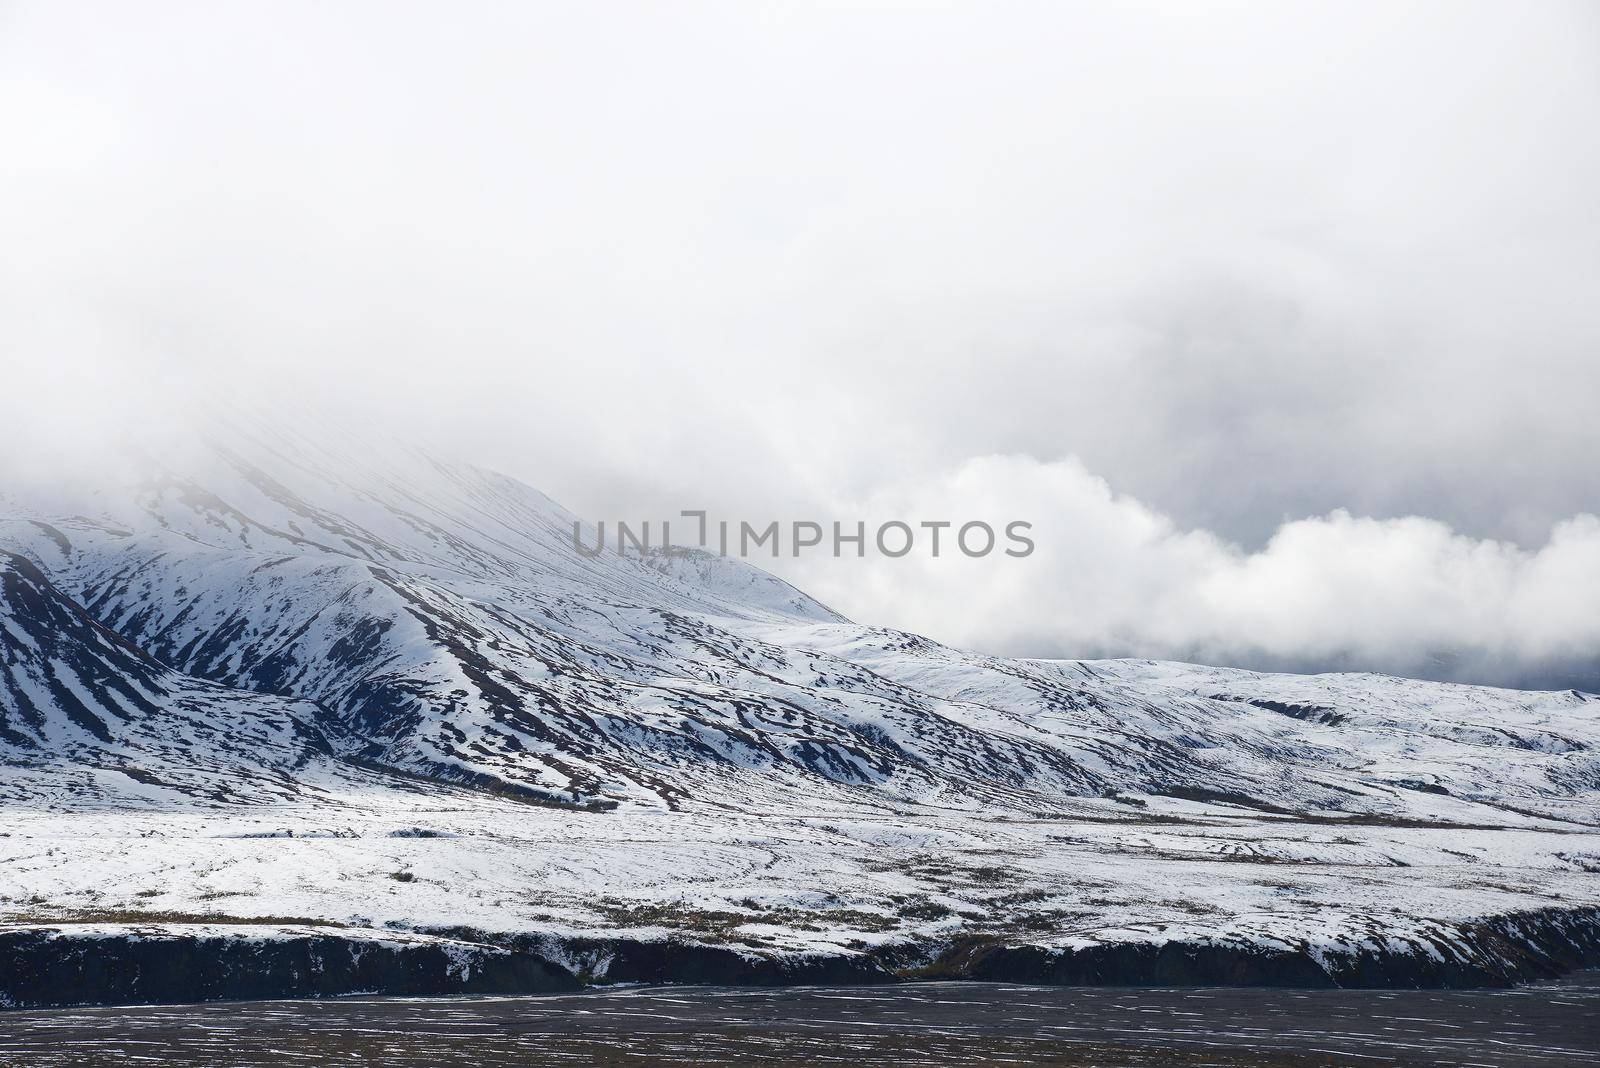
[1,426,1597,1003]
[0,551,379,806]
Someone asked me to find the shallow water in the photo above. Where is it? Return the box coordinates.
[5,974,1599,1067]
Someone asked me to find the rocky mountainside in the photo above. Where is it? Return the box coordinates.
[1,426,1598,1004]
[0,550,373,806]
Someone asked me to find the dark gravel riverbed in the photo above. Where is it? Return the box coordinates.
[4,974,1599,1067]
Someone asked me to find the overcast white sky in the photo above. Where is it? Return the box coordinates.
[3,1,1598,685]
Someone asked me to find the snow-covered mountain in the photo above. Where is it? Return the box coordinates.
[1,426,1597,1003]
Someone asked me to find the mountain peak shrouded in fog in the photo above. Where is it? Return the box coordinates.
[4,2,1599,686]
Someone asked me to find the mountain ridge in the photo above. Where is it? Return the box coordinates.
[2,428,1598,1003]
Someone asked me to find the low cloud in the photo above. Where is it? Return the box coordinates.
[785,456,1600,689]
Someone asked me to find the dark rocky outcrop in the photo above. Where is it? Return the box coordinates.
[0,929,578,1010]
[906,906,1600,990]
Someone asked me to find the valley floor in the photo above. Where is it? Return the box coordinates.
[4,786,1599,1004]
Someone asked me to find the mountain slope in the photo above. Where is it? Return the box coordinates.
[4,429,1593,821]
[1,427,1598,1000]
[0,551,370,805]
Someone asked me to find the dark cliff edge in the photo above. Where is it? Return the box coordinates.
[0,930,579,1010]
[904,906,1600,989]
[4,906,1598,1010]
